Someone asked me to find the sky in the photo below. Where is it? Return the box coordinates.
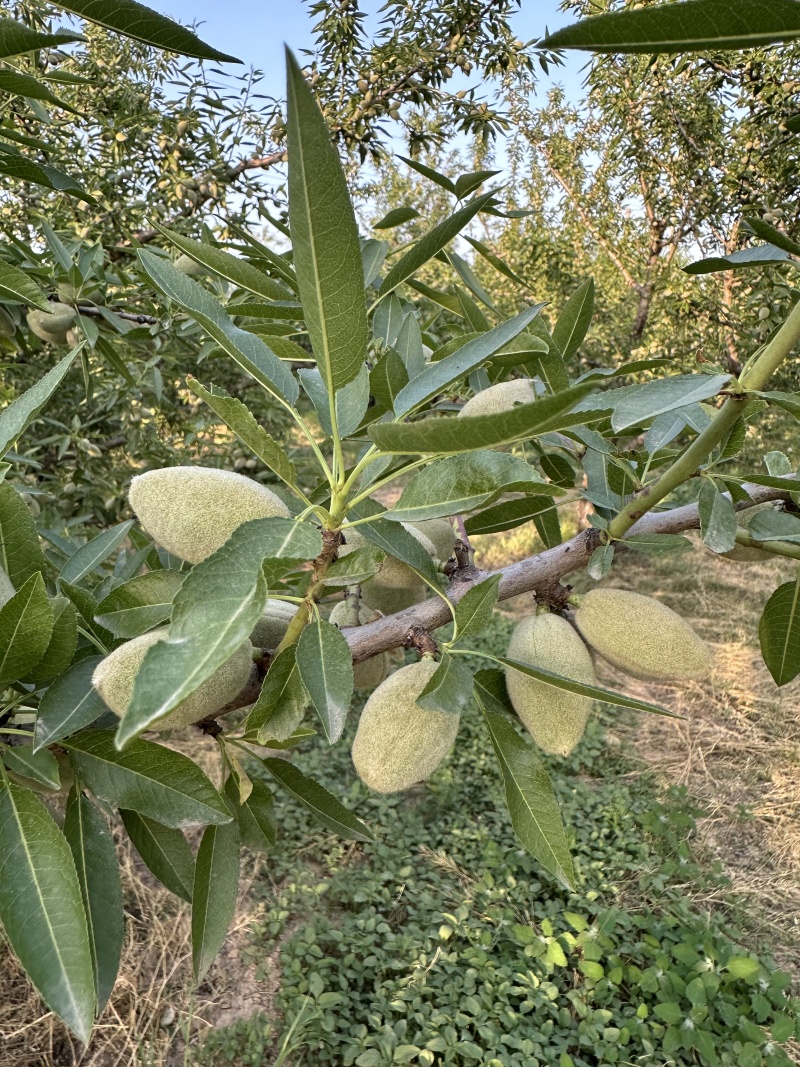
[158,0,588,104]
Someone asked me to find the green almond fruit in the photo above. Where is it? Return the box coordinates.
[129,466,290,564]
[351,659,459,793]
[505,612,595,756]
[459,378,537,418]
[250,598,298,648]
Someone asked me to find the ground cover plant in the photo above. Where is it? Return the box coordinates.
[0,0,800,1059]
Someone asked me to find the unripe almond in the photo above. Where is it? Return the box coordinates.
[174,253,206,277]
[351,659,458,792]
[92,628,253,730]
[505,613,595,755]
[459,378,537,418]
[249,598,298,648]
[27,303,76,344]
[129,466,290,564]
[329,600,388,690]
[409,518,455,563]
[574,588,712,682]
[340,525,435,615]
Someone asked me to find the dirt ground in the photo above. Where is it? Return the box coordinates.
[1,537,798,1064]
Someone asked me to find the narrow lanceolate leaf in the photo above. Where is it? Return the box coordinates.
[296,620,354,744]
[59,521,134,585]
[0,260,49,309]
[346,501,439,586]
[285,48,367,398]
[120,518,321,746]
[262,757,373,842]
[57,0,240,61]
[154,227,289,301]
[0,349,79,458]
[743,217,800,259]
[684,244,796,275]
[0,156,92,199]
[499,656,677,718]
[63,731,233,829]
[187,378,297,486]
[611,374,730,433]
[380,191,496,298]
[120,810,194,902]
[245,645,308,743]
[225,776,276,852]
[464,496,559,537]
[0,573,53,684]
[698,481,737,554]
[322,545,385,587]
[759,577,800,686]
[64,789,124,1010]
[34,657,106,752]
[454,575,501,640]
[0,783,95,1041]
[138,252,299,406]
[373,382,595,455]
[0,16,83,60]
[94,570,184,639]
[392,305,547,418]
[0,482,47,587]
[757,391,800,420]
[298,363,370,439]
[748,510,800,543]
[387,452,553,522]
[3,745,60,789]
[192,816,240,982]
[541,0,800,54]
[552,279,594,363]
[474,670,574,887]
[416,654,474,714]
[464,236,533,291]
[26,597,77,686]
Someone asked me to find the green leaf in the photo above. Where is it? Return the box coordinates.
[225,776,276,852]
[298,363,370,439]
[370,350,409,415]
[94,570,185,639]
[541,0,800,54]
[286,49,368,399]
[0,349,79,458]
[373,382,594,455]
[347,501,439,586]
[0,482,47,587]
[743,217,800,258]
[120,518,321,745]
[192,814,240,982]
[388,452,553,521]
[120,809,194,902]
[263,757,372,842]
[552,279,594,362]
[361,238,389,287]
[587,543,614,580]
[380,192,496,299]
[187,378,297,486]
[684,244,796,275]
[454,574,501,639]
[0,782,95,1041]
[64,788,123,1010]
[474,670,574,887]
[464,236,533,291]
[464,496,559,536]
[373,206,419,229]
[698,481,737,554]
[26,597,77,686]
[416,653,473,714]
[59,521,134,585]
[0,16,84,60]
[499,655,676,717]
[63,731,233,828]
[34,657,107,751]
[749,510,800,542]
[3,745,61,789]
[739,472,800,492]
[454,169,500,200]
[57,0,240,62]
[725,956,762,980]
[622,533,693,555]
[296,620,354,744]
[397,155,456,194]
[245,645,308,743]
[154,227,289,300]
[138,251,299,406]
[0,259,49,309]
[0,155,92,199]
[0,573,53,684]
[0,68,73,107]
[759,577,800,686]
[757,391,800,419]
[611,374,730,433]
[322,545,385,587]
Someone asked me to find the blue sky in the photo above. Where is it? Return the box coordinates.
[160,0,587,103]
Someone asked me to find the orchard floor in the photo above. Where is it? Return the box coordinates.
[1,543,799,1066]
